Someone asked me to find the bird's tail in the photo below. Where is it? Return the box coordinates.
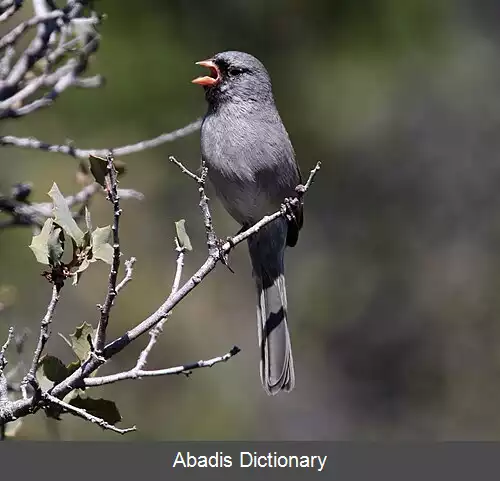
[248,221,295,395]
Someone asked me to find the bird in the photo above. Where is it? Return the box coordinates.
[192,51,303,395]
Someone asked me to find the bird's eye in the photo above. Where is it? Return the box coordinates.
[228,67,244,76]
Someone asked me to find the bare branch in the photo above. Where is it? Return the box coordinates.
[85,346,241,387]
[0,326,14,371]
[0,119,202,159]
[43,393,136,435]
[135,240,185,370]
[169,156,217,254]
[94,154,122,353]
[21,284,60,394]
[0,46,15,79]
[0,10,66,50]
[0,3,17,23]
[115,257,136,295]
[169,155,202,183]
[0,34,102,119]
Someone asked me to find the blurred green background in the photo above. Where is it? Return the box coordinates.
[4,0,500,440]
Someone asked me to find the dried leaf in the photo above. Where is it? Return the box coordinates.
[89,154,108,187]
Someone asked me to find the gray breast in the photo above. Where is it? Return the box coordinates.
[201,107,298,225]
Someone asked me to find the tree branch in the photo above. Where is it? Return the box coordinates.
[0,161,321,430]
[0,326,14,372]
[21,284,60,395]
[169,156,217,255]
[85,346,241,387]
[115,257,136,295]
[95,154,122,353]
[44,161,321,403]
[0,119,202,159]
[134,240,185,371]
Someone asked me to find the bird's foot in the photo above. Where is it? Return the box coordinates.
[216,237,235,273]
[282,197,299,224]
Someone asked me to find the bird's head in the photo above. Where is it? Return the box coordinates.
[192,51,274,107]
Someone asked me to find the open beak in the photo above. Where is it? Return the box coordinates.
[192,59,220,86]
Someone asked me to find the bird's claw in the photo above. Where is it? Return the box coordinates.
[282,197,298,224]
[216,237,235,273]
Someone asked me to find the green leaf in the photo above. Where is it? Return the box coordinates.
[29,218,54,264]
[175,219,192,251]
[68,395,122,425]
[89,154,108,187]
[48,183,85,246]
[40,355,69,384]
[66,360,82,377]
[91,226,113,264]
[69,322,95,361]
[47,227,64,266]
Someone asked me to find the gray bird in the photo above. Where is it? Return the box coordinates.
[192,51,303,395]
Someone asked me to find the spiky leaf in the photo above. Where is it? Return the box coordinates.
[29,218,54,264]
[69,395,122,425]
[69,322,95,361]
[48,183,84,246]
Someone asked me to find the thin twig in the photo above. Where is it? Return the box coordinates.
[0,10,66,50]
[0,119,202,159]
[94,154,121,352]
[0,326,13,370]
[43,393,136,434]
[21,284,60,394]
[0,34,102,119]
[115,257,136,295]
[85,346,241,387]
[0,3,16,23]
[135,240,184,370]
[169,155,201,183]
[169,156,217,254]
